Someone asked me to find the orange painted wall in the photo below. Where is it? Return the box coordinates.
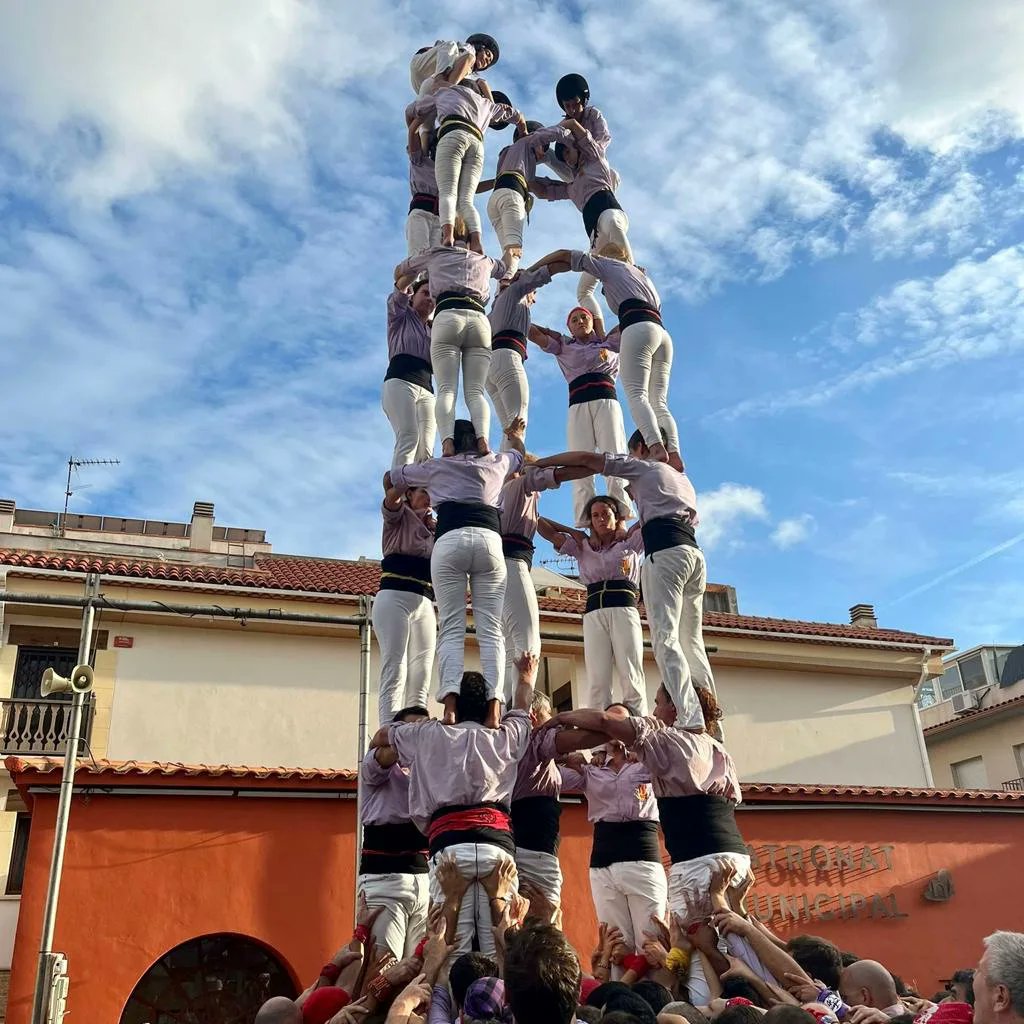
[8,793,1022,1024]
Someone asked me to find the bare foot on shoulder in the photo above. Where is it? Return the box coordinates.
[442,693,457,724]
[483,698,501,729]
[442,438,455,457]
[649,442,669,464]
[476,436,491,455]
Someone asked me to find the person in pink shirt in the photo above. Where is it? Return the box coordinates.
[357,705,431,960]
[387,419,523,727]
[560,705,665,976]
[534,429,716,733]
[528,305,632,526]
[406,121,440,256]
[371,477,436,725]
[538,495,646,713]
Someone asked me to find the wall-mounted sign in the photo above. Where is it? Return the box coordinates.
[113,636,134,649]
[746,843,910,924]
[923,869,954,902]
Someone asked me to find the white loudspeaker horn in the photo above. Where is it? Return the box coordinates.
[40,664,94,697]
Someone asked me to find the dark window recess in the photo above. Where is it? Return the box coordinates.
[119,933,297,1024]
[12,647,79,701]
[6,625,108,651]
[552,682,574,713]
[5,813,30,895]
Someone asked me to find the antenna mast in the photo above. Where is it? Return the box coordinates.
[60,456,121,536]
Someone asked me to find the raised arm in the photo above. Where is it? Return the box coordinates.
[383,472,406,510]
[525,248,573,274]
[537,515,587,548]
[711,909,812,986]
[543,708,637,745]
[553,466,596,484]
[528,324,561,350]
[532,450,604,474]
[503,416,526,455]
[512,651,539,712]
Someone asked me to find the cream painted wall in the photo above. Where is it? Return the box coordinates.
[712,663,929,786]
[926,715,1024,789]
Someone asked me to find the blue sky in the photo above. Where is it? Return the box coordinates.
[1,0,1022,647]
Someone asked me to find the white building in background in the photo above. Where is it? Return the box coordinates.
[918,643,1024,791]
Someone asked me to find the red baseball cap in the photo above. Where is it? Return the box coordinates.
[303,987,351,1024]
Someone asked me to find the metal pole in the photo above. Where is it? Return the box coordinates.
[353,595,372,922]
[30,573,99,1024]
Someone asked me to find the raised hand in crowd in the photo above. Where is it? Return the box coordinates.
[519,878,558,926]
[845,1008,894,1024]
[420,908,453,986]
[327,997,372,1024]
[708,855,739,911]
[783,971,828,1004]
[384,973,432,1024]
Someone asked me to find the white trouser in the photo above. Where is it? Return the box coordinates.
[435,130,484,234]
[382,378,436,468]
[487,188,527,277]
[581,606,647,714]
[431,309,492,444]
[590,860,667,972]
[358,871,430,959]
[371,589,437,725]
[668,855,759,1004]
[578,208,632,317]
[500,557,540,703]
[431,528,506,699]
[486,349,529,452]
[514,847,563,906]
[406,208,441,256]
[566,397,632,525]
[619,320,679,453]
[640,545,713,730]
[429,842,518,961]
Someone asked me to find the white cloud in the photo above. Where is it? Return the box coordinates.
[771,514,816,549]
[698,484,769,549]
[718,244,1024,419]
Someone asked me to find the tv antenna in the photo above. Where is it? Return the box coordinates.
[60,456,121,535]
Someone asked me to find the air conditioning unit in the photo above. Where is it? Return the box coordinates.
[951,691,981,715]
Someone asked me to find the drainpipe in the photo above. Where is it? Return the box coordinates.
[353,595,372,921]
[911,646,936,787]
[30,573,99,1024]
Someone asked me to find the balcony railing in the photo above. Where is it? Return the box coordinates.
[0,697,95,756]
[1003,778,1024,792]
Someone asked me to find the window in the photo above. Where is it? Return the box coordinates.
[120,933,296,1024]
[959,653,989,691]
[951,756,988,790]
[916,680,938,709]
[5,814,30,895]
[1014,743,1024,780]
[938,664,963,700]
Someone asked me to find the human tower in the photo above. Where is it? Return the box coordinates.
[361,32,754,1003]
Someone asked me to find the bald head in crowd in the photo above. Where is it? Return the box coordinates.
[840,960,899,1010]
[255,997,302,1024]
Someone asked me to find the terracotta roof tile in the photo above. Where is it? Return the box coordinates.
[7,758,1020,808]
[0,548,952,649]
[922,691,1024,736]
[4,756,356,782]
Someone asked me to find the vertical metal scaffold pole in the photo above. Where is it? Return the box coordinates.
[353,595,372,922]
[30,573,99,1024]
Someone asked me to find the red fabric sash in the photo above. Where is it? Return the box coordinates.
[427,806,511,843]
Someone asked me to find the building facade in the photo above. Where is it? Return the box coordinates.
[0,496,956,1016]
[919,644,1024,790]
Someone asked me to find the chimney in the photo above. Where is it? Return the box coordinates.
[0,499,14,533]
[849,603,878,629]
[190,501,215,551]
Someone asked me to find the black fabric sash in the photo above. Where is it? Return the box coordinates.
[379,552,434,600]
[511,795,562,855]
[495,171,530,201]
[435,291,486,315]
[428,800,515,857]
[492,329,528,360]
[435,501,500,540]
[585,579,639,613]
[409,192,439,215]
[360,821,429,875]
[657,794,746,863]
[618,297,663,329]
[438,115,483,143]
[501,532,535,566]
[590,819,662,868]
[384,353,433,392]
[582,188,622,242]
[641,515,698,556]
[568,371,617,407]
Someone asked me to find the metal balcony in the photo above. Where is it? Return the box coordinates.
[1002,778,1024,791]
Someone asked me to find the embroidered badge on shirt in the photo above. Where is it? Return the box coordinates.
[599,348,609,361]
[635,783,650,802]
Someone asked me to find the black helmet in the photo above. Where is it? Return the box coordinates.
[466,33,499,65]
[556,73,589,109]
